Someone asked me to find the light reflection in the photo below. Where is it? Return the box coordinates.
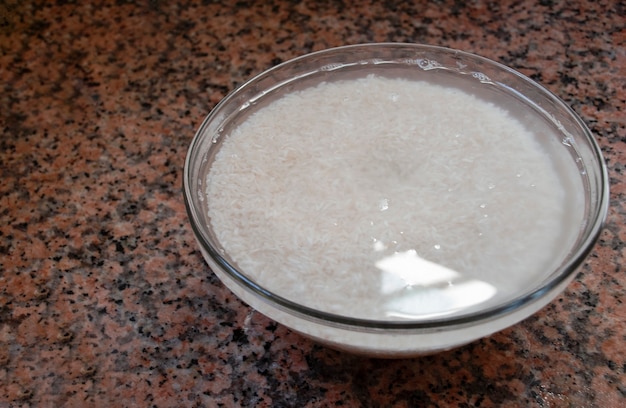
[372,239,387,252]
[375,249,497,319]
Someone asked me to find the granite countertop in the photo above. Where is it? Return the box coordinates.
[1,0,624,406]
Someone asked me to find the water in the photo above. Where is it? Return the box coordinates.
[206,75,585,321]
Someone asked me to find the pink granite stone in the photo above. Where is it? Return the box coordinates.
[0,0,624,406]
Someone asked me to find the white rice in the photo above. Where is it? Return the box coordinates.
[206,75,575,321]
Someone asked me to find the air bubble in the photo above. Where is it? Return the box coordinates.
[416,58,441,70]
[471,71,492,82]
[321,63,344,71]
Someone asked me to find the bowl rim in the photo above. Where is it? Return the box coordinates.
[183,43,609,330]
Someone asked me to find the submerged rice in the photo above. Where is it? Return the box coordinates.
[206,75,572,320]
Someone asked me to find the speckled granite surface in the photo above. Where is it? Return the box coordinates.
[1,0,624,406]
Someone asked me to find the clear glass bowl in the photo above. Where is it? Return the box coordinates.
[183,44,608,357]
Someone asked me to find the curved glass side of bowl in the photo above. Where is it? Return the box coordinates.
[183,44,608,356]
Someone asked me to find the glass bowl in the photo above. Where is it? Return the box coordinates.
[183,43,608,357]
